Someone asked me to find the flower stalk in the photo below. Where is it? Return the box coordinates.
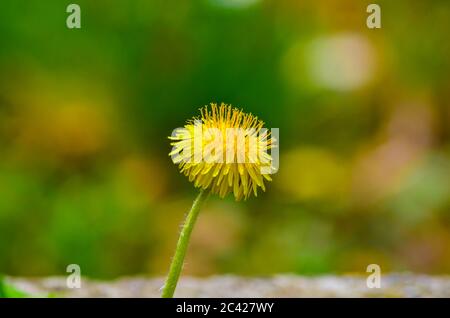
[161,189,209,298]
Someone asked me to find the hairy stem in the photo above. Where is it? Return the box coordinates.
[161,189,209,298]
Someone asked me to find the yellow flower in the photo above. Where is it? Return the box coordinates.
[169,103,275,200]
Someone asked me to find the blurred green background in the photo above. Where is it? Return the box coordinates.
[0,0,450,279]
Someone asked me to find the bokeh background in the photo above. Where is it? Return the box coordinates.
[0,0,449,279]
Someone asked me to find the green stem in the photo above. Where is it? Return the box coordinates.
[161,189,209,298]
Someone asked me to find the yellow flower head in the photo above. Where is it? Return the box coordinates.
[169,103,276,201]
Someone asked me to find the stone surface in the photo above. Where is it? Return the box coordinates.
[6,274,450,298]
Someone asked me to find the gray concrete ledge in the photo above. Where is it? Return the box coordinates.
[7,274,450,298]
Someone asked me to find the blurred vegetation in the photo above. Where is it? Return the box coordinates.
[0,0,449,279]
[0,276,31,297]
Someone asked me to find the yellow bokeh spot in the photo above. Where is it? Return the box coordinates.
[277,147,349,200]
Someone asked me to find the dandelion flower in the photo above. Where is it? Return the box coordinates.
[162,102,276,298]
[169,102,276,200]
